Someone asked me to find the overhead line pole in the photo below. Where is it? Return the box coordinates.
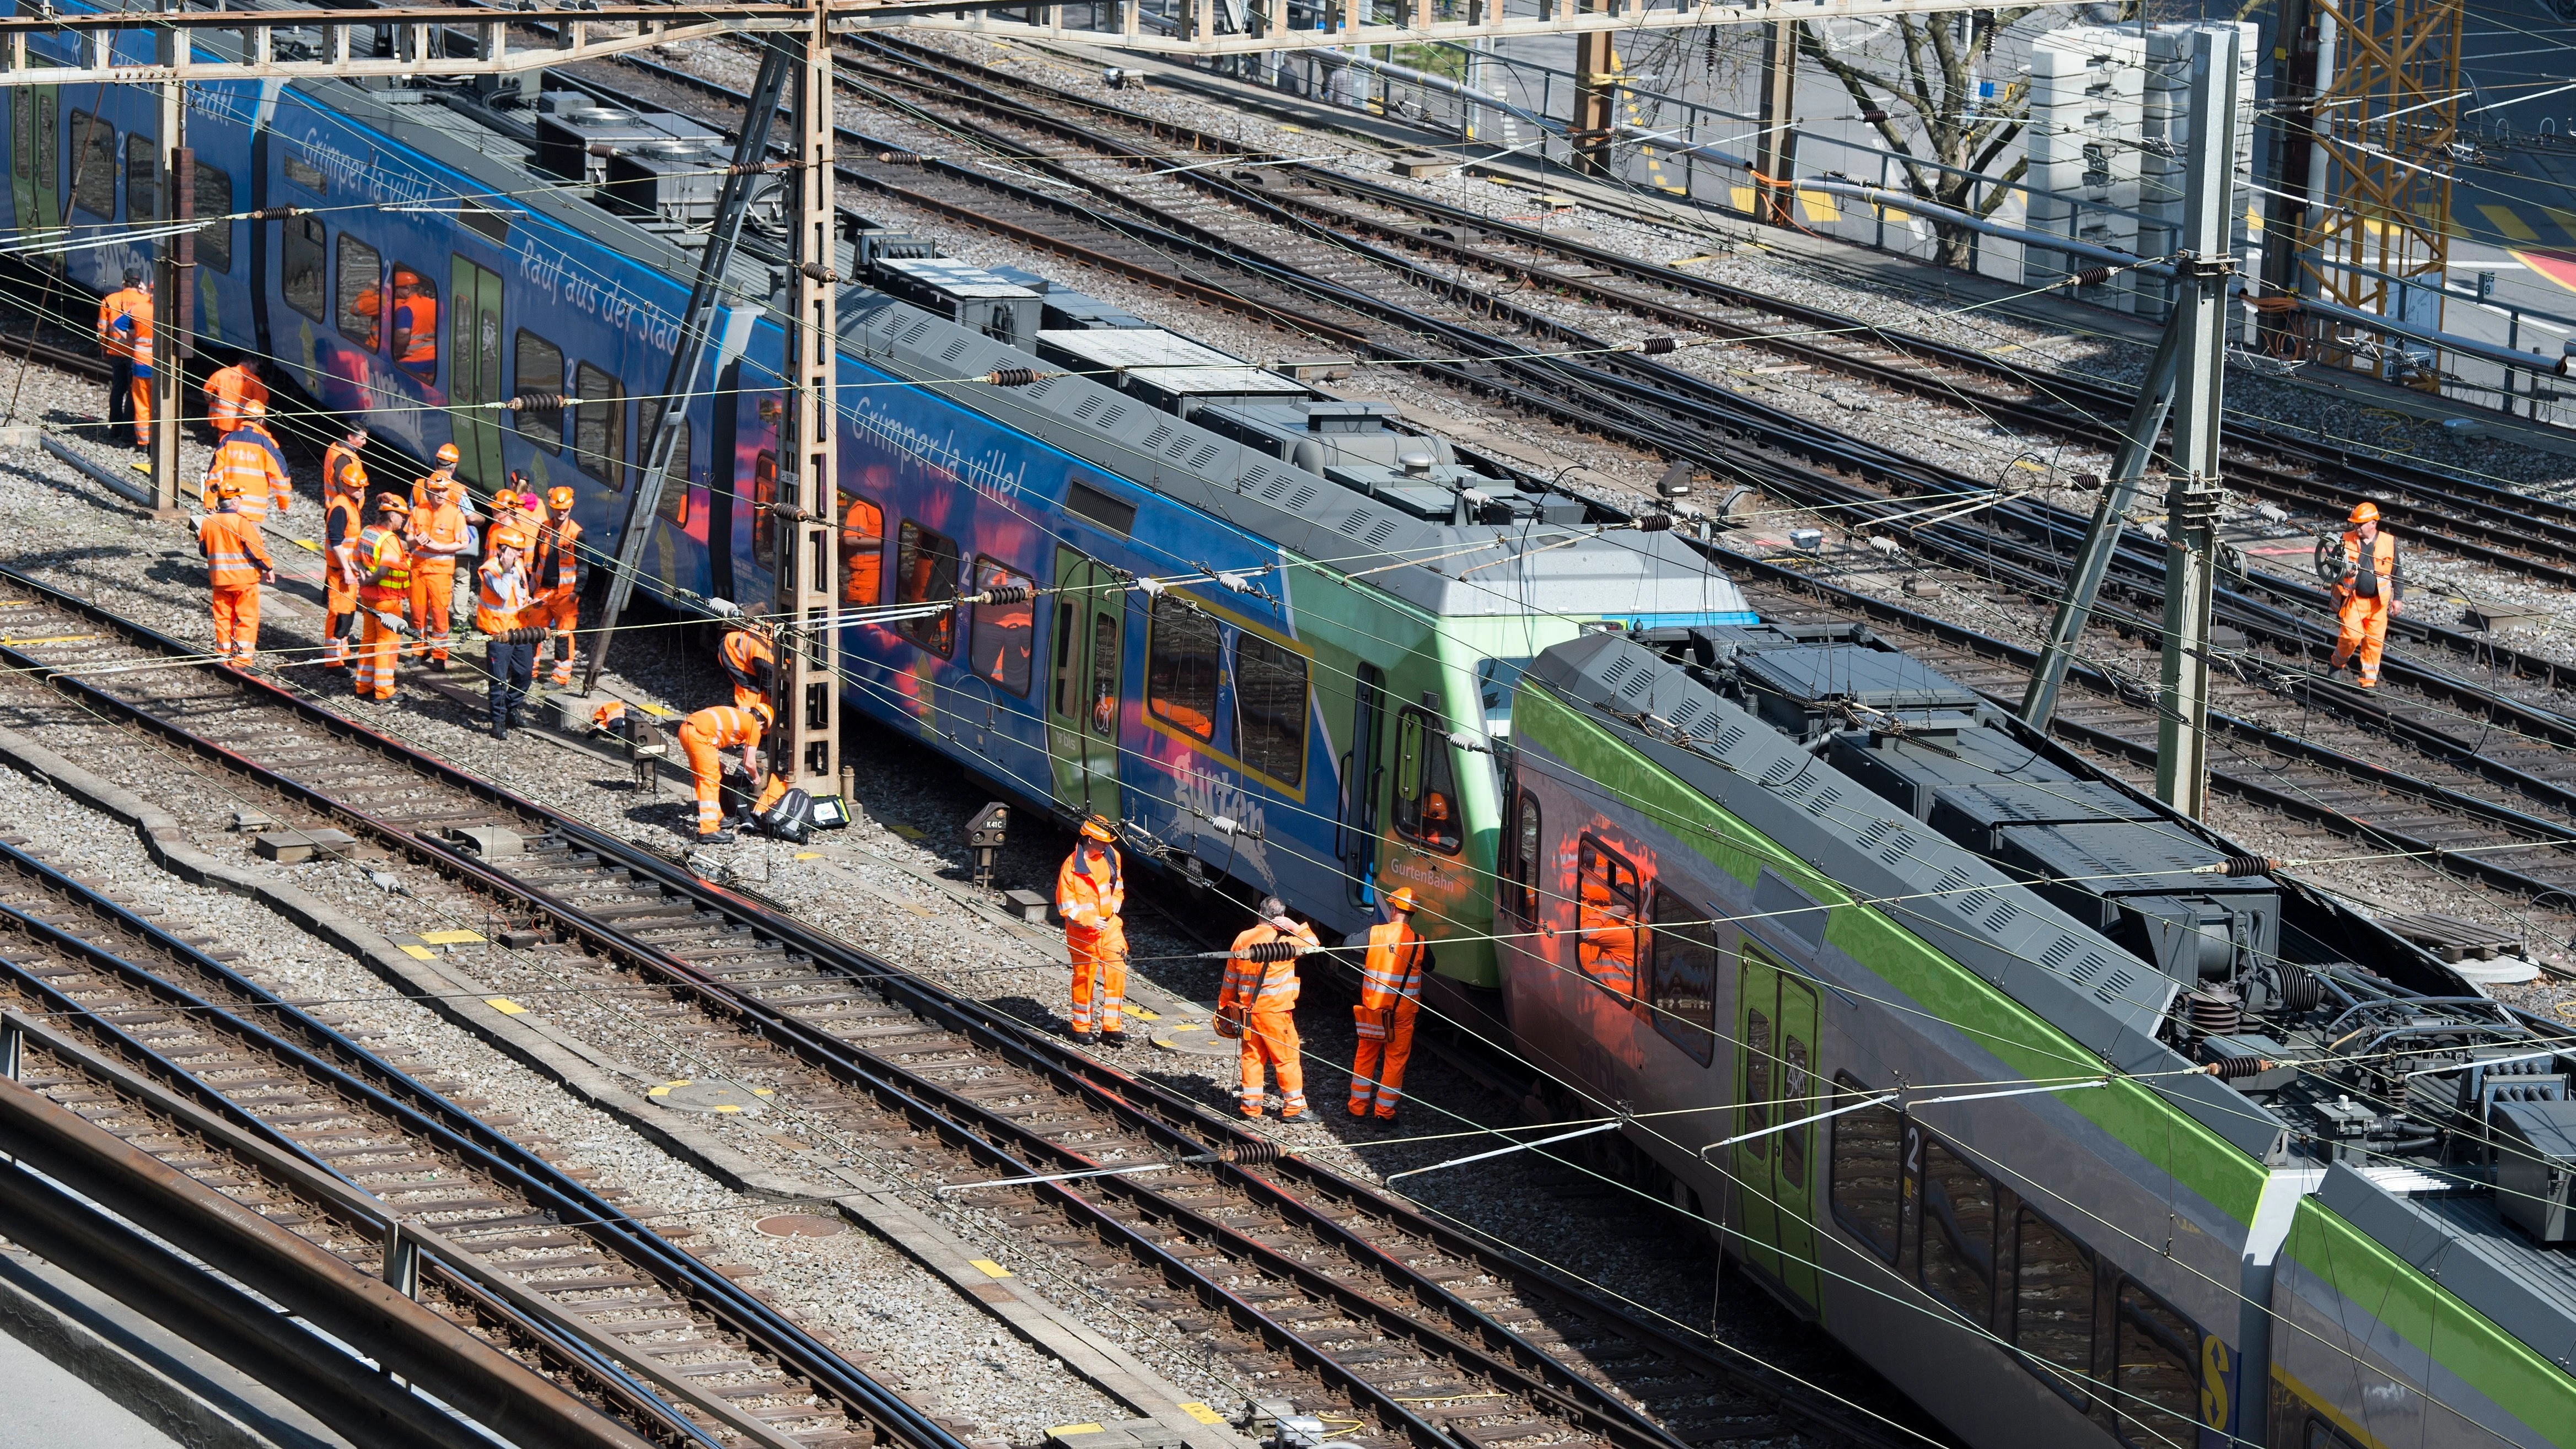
[2153,25,2244,818]
[776,4,842,799]
[578,35,797,697]
[149,3,185,516]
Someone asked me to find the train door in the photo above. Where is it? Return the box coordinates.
[1734,947,1820,1311]
[449,257,504,488]
[10,80,60,265]
[1339,662,1385,906]
[1045,547,1123,821]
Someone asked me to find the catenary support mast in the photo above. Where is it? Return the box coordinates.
[775,10,841,796]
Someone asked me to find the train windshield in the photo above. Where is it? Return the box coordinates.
[1477,656,1531,730]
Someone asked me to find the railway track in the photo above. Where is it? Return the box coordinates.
[851,35,2576,591]
[0,562,1915,1449]
[0,833,938,1449]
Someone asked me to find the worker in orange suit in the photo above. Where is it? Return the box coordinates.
[1349,887,1428,1122]
[476,525,537,741]
[1055,816,1128,1046]
[411,442,461,511]
[2329,500,2403,690]
[352,494,412,702]
[676,700,787,844]
[1218,896,1317,1118]
[200,411,292,526]
[203,356,267,437]
[719,621,777,713]
[96,267,151,448]
[533,485,583,685]
[393,273,437,370]
[405,476,470,669]
[199,478,275,665]
[322,422,370,500]
[1577,879,1638,999]
[322,475,363,671]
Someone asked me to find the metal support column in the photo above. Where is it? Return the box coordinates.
[149,18,185,513]
[577,38,796,694]
[1752,18,1798,226]
[777,11,841,794]
[1570,11,1613,176]
[2153,25,2244,818]
[2017,324,2180,729]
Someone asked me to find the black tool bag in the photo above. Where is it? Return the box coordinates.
[760,788,816,845]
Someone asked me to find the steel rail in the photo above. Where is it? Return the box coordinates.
[0,562,1913,1449]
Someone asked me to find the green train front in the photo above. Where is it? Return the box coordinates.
[1498,622,2576,1447]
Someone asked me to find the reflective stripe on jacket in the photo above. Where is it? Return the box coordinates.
[97,287,149,360]
[200,512,271,586]
[1359,920,1427,1009]
[1219,922,1314,1015]
[535,518,582,594]
[322,444,368,499]
[1056,845,1125,933]
[2339,529,2401,602]
[475,559,533,634]
[682,704,766,750]
[202,431,290,520]
[358,527,412,605]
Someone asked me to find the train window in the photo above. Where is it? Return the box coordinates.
[1233,633,1307,788]
[195,166,233,274]
[335,234,382,352]
[1088,612,1120,740]
[389,265,437,384]
[2013,1207,2096,1406]
[970,557,1036,695]
[838,493,883,606]
[281,216,326,321]
[1827,1073,1900,1263]
[1391,709,1460,854]
[1741,1004,1771,1159]
[645,414,691,527]
[574,363,625,488]
[895,520,959,658]
[1918,1137,1997,1329]
[1646,889,1718,1063]
[123,132,153,221]
[1500,787,1539,923]
[513,331,563,445]
[68,112,113,219]
[2113,1282,2202,1449]
[1145,592,1219,742]
[1574,836,1641,999]
[751,451,778,558]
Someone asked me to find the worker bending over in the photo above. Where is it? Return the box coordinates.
[406,474,470,669]
[203,357,266,437]
[201,404,292,525]
[2330,500,2402,690]
[1056,816,1128,1046]
[352,494,412,702]
[1219,897,1317,1119]
[96,268,150,449]
[320,425,369,670]
[477,526,537,740]
[719,621,776,712]
[1348,888,1428,1122]
[200,479,275,664]
[677,700,787,844]
[533,486,582,685]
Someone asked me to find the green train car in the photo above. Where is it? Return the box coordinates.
[1490,621,2576,1448]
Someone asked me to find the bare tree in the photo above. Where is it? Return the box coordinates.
[1799,10,2037,269]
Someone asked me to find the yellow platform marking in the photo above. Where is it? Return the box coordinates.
[2542,206,2576,245]
[1797,190,1841,223]
[486,996,526,1015]
[794,851,822,860]
[970,1258,1014,1278]
[420,929,483,945]
[1130,1007,1161,1021]
[400,944,436,961]
[1730,185,1756,213]
[1665,254,1717,267]
[1046,1426,1105,1439]
[646,1078,693,1097]
[1176,1404,1226,1426]
[292,537,322,552]
[2478,204,2540,242]
[2,634,95,646]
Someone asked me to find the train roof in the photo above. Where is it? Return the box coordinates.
[1523,624,2576,1373]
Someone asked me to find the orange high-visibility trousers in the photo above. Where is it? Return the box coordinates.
[1067,921,1127,1035]
[679,719,788,836]
[130,371,152,448]
[209,582,260,662]
[1238,1009,1305,1118]
[324,578,355,668]
[2332,592,2390,688]
[353,610,399,700]
[408,562,456,661]
[1349,999,1417,1119]
[535,590,578,684]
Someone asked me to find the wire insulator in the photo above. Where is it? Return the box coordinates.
[2222,854,2273,877]
[799,262,841,284]
[1859,107,1890,123]
[726,159,789,176]
[2206,1055,2278,1080]
[1633,514,1674,532]
[1243,940,1302,962]
[2276,965,2324,1014]
[1640,337,1678,355]
[875,150,923,166]
[2071,266,2116,288]
[985,368,1041,387]
[1218,1140,1282,1165]
[505,393,563,412]
[246,206,308,220]
[978,585,1032,606]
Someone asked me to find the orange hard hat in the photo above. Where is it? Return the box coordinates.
[374,492,411,516]
[1080,815,1117,843]
[209,476,244,500]
[2348,500,2380,525]
[240,398,266,419]
[491,526,533,551]
[435,443,461,465]
[747,699,776,727]
[1385,886,1417,913]
[547,486,576,510]
[591,700,628,729]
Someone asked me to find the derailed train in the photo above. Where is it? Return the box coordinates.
[15,8,2576,1445]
